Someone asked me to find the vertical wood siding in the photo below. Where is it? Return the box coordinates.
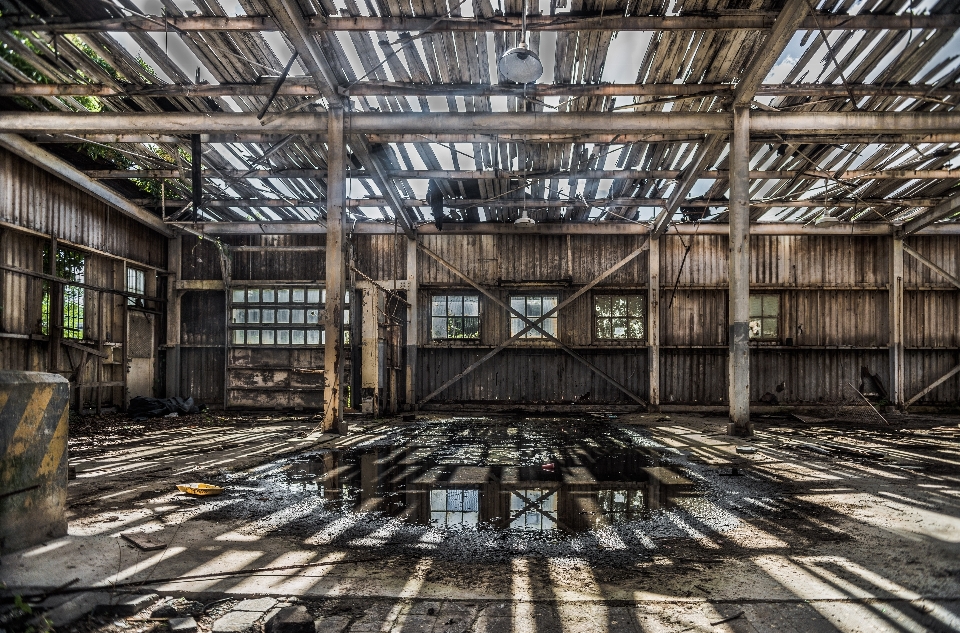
[0,147,165,268]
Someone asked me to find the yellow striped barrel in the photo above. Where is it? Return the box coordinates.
[0,371,70,554]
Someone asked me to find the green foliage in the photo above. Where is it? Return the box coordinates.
[0,37,48,84]
[64,34,124,82]
[40,247,85,339]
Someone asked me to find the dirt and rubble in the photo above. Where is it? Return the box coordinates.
[3,411,960,632]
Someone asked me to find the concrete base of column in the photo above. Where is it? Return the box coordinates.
[726,422,755,437]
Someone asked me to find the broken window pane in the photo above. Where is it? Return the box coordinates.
[595,294,645,340]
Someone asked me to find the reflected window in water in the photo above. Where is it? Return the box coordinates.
[509,489,557,531]
[598,489,644,524]
[430,489,479,527]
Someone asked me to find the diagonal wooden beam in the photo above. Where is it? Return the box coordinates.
[417,240,649,405]
[905,364,960,408]
[903,243,960,289]
[902,190,960,236]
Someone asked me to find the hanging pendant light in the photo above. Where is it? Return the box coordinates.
[498,0,542,84]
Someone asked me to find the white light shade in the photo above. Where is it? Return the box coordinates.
[498,43,543,84]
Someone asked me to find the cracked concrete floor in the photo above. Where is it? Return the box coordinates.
[2,412,960,632]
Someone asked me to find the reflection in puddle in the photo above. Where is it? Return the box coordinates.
[275,418,697,534]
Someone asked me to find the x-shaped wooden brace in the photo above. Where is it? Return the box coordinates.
[417,239,650,406]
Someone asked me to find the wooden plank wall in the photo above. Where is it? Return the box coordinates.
[0,148,167,409]
[177,233,327,408]
[178,231,959,409]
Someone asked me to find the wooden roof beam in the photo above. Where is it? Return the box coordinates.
[5,82,958,100]
[5,12,958,32]
[651,0,811,237]
[86,168,960,180]
[4,111,960,135]
[902,190,960,235]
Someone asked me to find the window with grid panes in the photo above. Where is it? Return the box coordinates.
[229,286,344,346]
[749,294,780,340]
[598,489,644,523]
[510,295,558,339]
[41,246,85,339]
[431,294,480,340]
[429,489,479,527]
[594,294,645,341]
[126,267,145,306]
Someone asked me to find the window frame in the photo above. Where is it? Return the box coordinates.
[593,292,647,343]
[509,293,559,340]
[430,293,481,341]
[126,266,146,307]
[748,293,781,342]
[228,284,335,348]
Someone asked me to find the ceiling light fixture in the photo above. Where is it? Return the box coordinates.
[498,0,542,84]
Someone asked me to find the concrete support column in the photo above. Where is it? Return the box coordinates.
[728,105,752,436]
[165,235,182,397]
[405,237,418,409]
[890,235,904,407]
[323,108,347,433]
[647,236,660,409]
[358,281,382,415]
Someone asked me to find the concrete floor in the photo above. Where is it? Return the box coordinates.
[3,411,960,632]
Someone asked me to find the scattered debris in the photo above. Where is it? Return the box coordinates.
[120,531,167,551]
[264,606,313,633]
[169,616,199,633]
[93,594,160,617]
[176,483,224,496]
[735,446,758,455]
[127,396,201,420]
[710,610,745,626]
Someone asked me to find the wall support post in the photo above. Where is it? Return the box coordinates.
[648,236,660,409]
[890,235,904,407]
[323,109,347,433]
[165,235,182,397]
[728,105,752,436]
[405,236,418,409]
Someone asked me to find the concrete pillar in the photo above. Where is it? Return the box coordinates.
[890,235,904,407]
[323,109,347,434]
[647,236,660,409]
[405,237,418,409]
[358,281,382,415]
[727,105,752,436]
[0,371,69,553]
[165,235,182,397]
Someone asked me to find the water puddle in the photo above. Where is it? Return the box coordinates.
[259,417,698,534]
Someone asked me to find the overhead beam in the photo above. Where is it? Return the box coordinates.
[0,133,171,237]
[170,220,960,235]
[89,168,960,180]
[146,196,944,208]
[652,0,810,237]
[5,12,957,32]
[28,132,960,144]
[263,0,416,239]
[901,190,960,235]
[4,111,960,135]
[5,82,959,100]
